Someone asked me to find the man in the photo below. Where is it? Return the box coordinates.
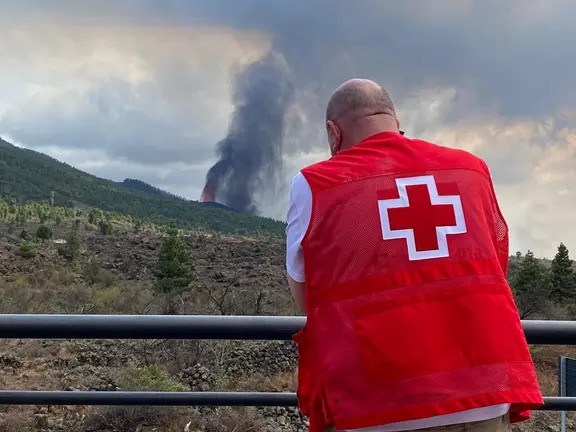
[285,79,543,432]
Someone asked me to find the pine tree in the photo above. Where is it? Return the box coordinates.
[98,220,114,236]
[550,242,576,302]
[65,225,81,263]
[134,219,143,233]
[154,223,196,314]
[510,250,551,319]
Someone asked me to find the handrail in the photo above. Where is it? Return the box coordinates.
[0,315,575,344]
[0,391,569,410]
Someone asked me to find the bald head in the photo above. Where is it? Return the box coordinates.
[326,79,396,122]
[325,79,400,156]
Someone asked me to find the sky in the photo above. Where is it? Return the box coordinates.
[0,0,575,258]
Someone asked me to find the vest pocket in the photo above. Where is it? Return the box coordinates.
[293,326,333,431]
[351,285,526,385]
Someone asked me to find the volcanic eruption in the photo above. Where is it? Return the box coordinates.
[200,52,295,214]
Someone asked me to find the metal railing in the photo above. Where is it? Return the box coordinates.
[1,314,576,410]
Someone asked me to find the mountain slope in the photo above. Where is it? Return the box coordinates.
[118,178,179,198]
[0,138,285,237]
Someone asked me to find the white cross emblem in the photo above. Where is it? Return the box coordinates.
[377,175,467,261]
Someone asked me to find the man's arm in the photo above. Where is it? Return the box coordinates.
[287,275,306,313]
[285,173,312,314]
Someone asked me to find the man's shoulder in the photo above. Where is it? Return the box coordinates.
[298,157,348,191]
[413,137,478,158]
[300,157,336,174]
[412,138,489,173]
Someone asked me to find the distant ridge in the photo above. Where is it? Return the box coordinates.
[117,178,175,198]
[200,201,234,211]
[0,136,286,237]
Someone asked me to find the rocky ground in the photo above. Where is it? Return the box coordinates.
[0,222,572,431]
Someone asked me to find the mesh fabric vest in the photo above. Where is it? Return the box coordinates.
[295,132,543,431]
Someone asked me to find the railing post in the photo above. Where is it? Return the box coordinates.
[560,356,567,432]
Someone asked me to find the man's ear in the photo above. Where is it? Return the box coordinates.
[326,121,341,156]
[328,132,338,156]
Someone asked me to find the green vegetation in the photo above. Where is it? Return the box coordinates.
[63,223,81,267]
[509,245,576,319]
[88,365,187,430]
[509,250,552,318]
[550,242,576,302]
[18,240,37,258]
[36,224,52,241]
[119,365,187,392]
[154,223,197,313]
[98,219,115,236]
[0,137,285,238]
[119,178,175,198]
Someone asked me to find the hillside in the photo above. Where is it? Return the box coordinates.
[0,213,573,431]
[117,178,176,198]
[0,138,285,238]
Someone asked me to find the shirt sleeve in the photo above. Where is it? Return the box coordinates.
[285,172,312,283]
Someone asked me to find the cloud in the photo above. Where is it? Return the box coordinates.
[396,87,576,256]
[172,0,576,118]
[0,22,269,165]
[0,1,575,256]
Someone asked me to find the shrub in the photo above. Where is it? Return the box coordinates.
[118,365,187,392]
[18,241,37,259]
[85,365,187,431]
[36,225,52,241]
[83,261,116,287]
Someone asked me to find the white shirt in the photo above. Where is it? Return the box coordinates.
[285,172,510,432]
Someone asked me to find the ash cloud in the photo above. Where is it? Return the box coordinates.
[171,0,576,119]
[201,52,295,214]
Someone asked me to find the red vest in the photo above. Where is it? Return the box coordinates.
[293,132,543,432]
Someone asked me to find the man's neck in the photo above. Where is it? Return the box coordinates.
[344,118,400,151]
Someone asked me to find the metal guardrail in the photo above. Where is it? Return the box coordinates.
[0,314,305,340]
[2,315,576,344]
[0,391,297,406]
[0,391,571,411]
[0,315,575,410]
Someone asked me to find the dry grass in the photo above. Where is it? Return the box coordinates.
[184,407,265,432]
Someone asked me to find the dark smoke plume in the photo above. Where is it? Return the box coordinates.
[200,52,295,214]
